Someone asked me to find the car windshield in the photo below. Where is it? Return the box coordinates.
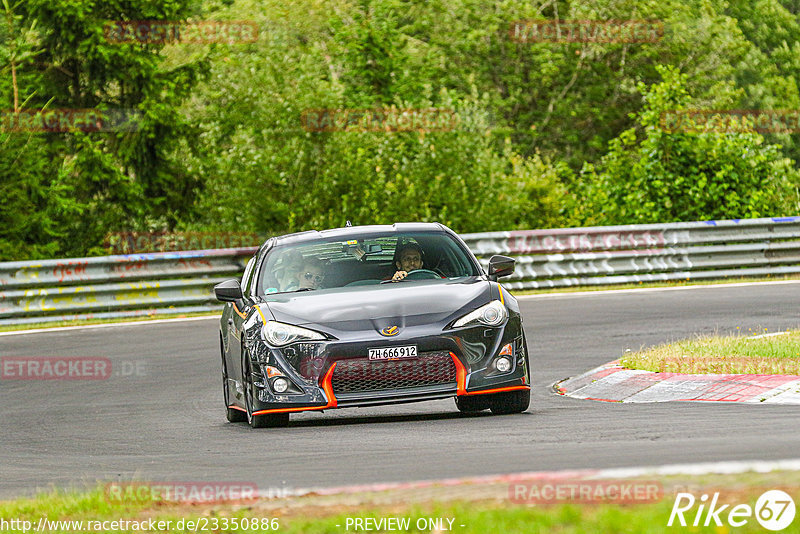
[257,231,480,295]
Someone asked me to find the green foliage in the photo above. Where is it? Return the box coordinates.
[174,0,570,235]
[0,0,204,259]
[2,0,800,260]
[576,65,800,225]
[0,135,64,260]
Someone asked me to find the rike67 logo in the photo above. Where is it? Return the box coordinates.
[669,490,796,531]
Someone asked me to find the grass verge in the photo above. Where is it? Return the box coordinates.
[620,329,800,375]
[2,471,800,533]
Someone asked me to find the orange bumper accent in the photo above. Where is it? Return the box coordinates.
[450,352,467,395]
[460,384,530,396]
[251,362,338,415]
[450,351,529,396]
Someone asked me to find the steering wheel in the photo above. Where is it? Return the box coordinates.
[381,269,441,284]
[402,269,441,280]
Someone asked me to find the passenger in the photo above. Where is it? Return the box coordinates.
[285,257,326,291]
[274,251,304,291]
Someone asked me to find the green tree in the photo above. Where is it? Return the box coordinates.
[2,0,205,258]
[178,0,572,236]
[576,65,800,225]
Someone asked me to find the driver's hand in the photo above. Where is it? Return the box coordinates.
[392,270,407,282]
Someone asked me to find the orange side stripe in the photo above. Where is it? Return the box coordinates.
[252,362,338,415]
[232,303,247,319]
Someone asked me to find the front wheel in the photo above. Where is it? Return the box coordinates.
[222,338,246,423]
[455,395,489,413]
[243,352,290,428]
[487,389,530,415]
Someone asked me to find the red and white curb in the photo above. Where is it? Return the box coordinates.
[554,360,800,404]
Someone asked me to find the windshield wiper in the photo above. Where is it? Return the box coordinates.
[284,288,316,293]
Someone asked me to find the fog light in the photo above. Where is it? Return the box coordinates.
[495,357,512,373]
[272,377,289,393]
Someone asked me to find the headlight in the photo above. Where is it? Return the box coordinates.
[452,300,508,328]
[262,321,325,346]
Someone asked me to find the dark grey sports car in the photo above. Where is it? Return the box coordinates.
[214,223,530,428]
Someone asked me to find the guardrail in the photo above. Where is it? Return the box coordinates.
[0,249,254,326]
[1,216,798,326]
[466,216,800,289]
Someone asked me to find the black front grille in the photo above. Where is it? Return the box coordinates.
[332,351,456,394]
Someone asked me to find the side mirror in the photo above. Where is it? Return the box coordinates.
[487,255,515,280]
[214,279,244,302]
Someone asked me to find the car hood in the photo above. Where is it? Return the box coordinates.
[258,279,491,334]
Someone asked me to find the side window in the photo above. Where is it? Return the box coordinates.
[241,256,256,295]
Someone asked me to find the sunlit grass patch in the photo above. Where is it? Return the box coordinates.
[0,487,153,522]
[621,330,800,375]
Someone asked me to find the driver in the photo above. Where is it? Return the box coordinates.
[390,242,425,282]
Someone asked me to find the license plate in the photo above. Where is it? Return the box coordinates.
[368,345,418,360]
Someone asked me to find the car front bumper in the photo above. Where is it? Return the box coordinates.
[244,317,530,415]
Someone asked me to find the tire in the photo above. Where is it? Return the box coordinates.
[455,395,489,413]
[226,406,247,423]
[221,337,246,423]
[250,411,290,429]
[487,389,530,415]
[243,352,290,428]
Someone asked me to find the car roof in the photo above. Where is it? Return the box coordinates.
[269,222,448,247]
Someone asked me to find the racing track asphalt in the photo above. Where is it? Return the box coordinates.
[1,282,799,499]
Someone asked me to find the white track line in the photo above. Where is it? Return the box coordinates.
[514,279,800,299]
[0,315,220,337]
[595,458,800,478]
[267,458,800,499]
